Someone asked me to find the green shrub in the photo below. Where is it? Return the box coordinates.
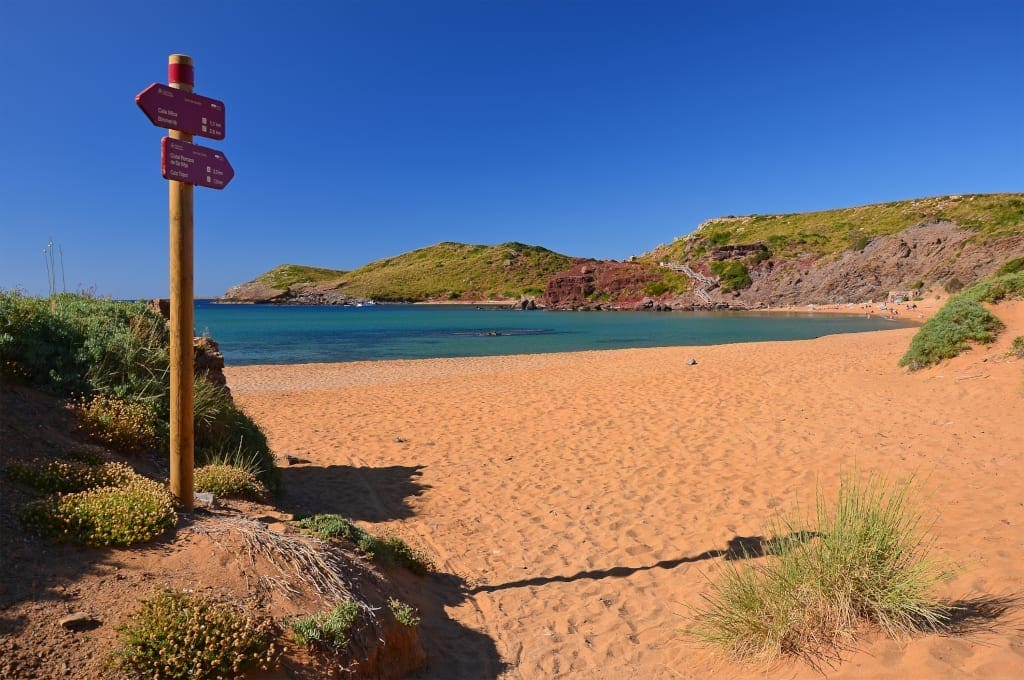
[709,260,752,292]
[748,248,771,265]
[899,297,1002,370]
[388,598,420,627]
[944,277,964,294]
[290,599,360,649]
[0,292,280,490]
[900,271,1024,370]
[112,590,279,679]
[0,292,168,399]
[21,476,176,547]
[77,395,160,452]
[194,464,266,500]
[294,514,433,575]
[6,459,134,494]
[852,235,870,252]
[690,473,951,663]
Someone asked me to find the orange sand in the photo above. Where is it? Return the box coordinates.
[227,303,1024,679]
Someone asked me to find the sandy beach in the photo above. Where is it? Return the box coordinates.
[226,302,1024,679]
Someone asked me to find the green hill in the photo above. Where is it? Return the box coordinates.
[223,242,575,303]
[338,241,573,301]
[644,193,1024,263]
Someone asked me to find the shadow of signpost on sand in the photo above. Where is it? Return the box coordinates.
[277,463,430,521]
[469,532,819,594]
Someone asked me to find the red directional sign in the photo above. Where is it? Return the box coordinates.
[136,83,226,140]
[161,137,234,189]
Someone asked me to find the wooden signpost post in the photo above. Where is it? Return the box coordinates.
[136,55,234,510]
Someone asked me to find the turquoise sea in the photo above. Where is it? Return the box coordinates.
[194,301,915,366]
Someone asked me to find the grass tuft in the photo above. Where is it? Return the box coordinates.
[194,464,266,500]
[690,473,953,664]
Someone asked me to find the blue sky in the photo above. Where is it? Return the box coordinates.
[1,0,1021,298]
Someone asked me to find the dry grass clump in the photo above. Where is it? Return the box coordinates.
[77,394,159,452]
[6,459,135,494]
[294,514,434,575]
[111,590,279,679]
[194,464,266,500]
[21,475,176,547]
[290,599,360,649]
[690,473,953,664]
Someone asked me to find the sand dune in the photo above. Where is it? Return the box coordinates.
[227,303,1024,679]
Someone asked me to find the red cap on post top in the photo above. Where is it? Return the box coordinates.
[168,54,194,87]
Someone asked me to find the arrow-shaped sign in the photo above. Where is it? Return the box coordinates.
[161,137,234,189]
[137,83,226,140]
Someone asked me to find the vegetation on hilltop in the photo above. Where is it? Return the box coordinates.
[341,241,573,301]
[256,264,348,290]
[646,193,1024,263]
[229,241,575,302]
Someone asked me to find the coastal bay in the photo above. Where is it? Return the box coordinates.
[226,302,1024,679]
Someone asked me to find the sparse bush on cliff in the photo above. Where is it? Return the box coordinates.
[290,599,360,649]
[690,473,952,664]
[112,590,279,679]
[388,598,420,627]
[709,260,752,293]
[995,256,1024,276]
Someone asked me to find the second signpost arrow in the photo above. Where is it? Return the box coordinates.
[161,138,235,190]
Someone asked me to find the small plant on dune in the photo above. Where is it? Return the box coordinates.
[1009,336,1024,359]
[6,459,135,494]
[689,472,953,664]
[194,464,266,500]
[388,598,421,627]
[294,514,434,575]
[111,590,279,679]
[21,475,176,547]
[77,394,159,452]
[290,599,360,649]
